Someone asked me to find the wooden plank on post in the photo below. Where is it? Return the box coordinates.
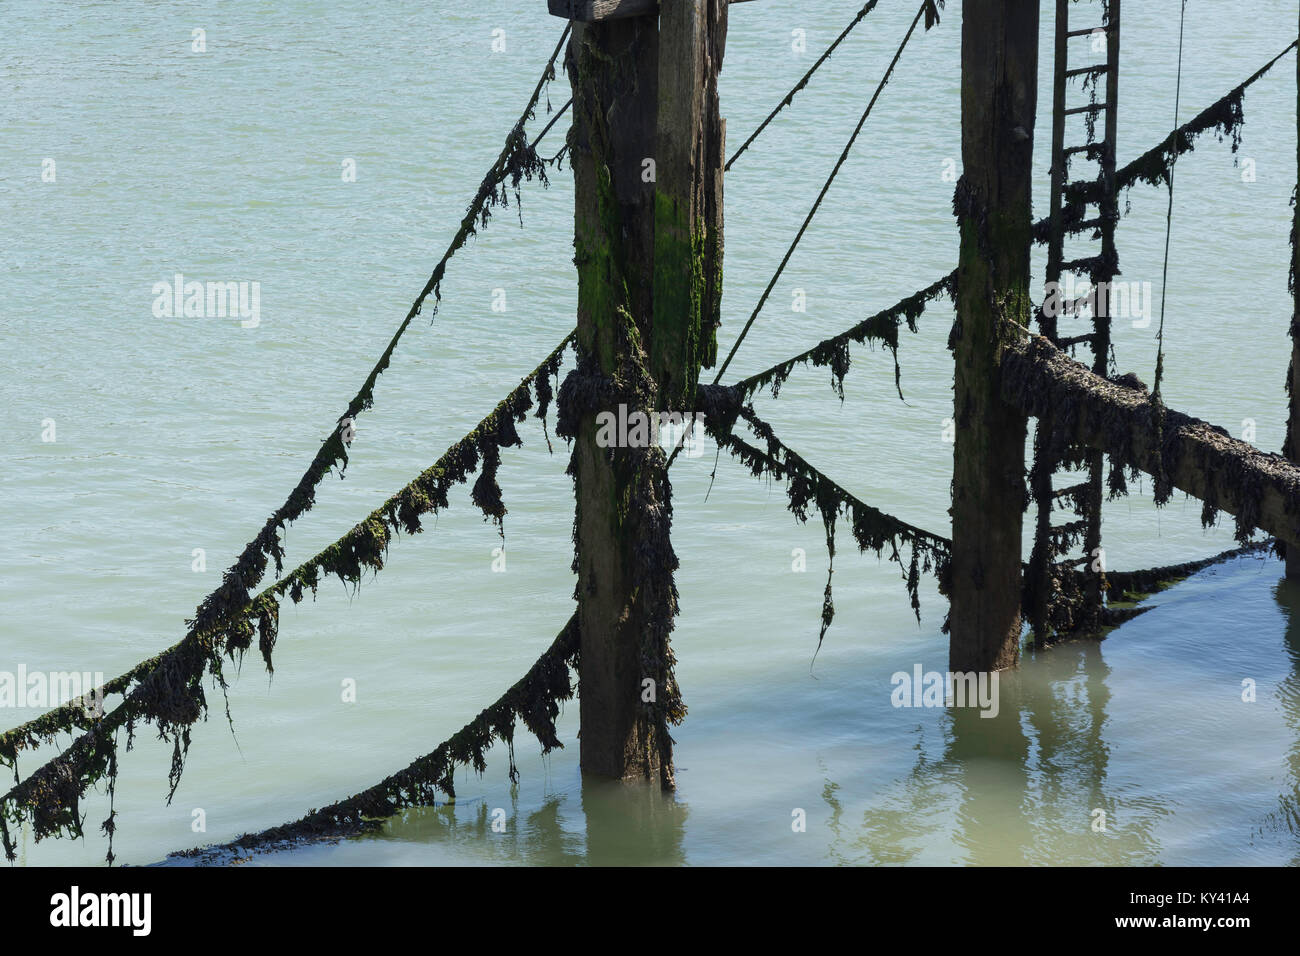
[548,0,755,23]
[548,0,656,22]
[652,0,727,407]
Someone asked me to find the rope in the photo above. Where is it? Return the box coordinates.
[0,30,576,777]
[15,14,1300,866]
[712,0,933,385]
[171,614,582,861]
[1152,0,1188,402]
[531,96,573,150]
[725,0,882,170]
[1,334,575,861]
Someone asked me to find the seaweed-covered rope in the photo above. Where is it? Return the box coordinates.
[696,384,951,648]
[167,532,1266,864]
[170,401,963,862]
[166,24,573,700]
[170,614,581,862]
[717,39,1295,408]
[666,273,954,469]
[0,334,573,863]
[712,0,938,385]
[732,271,956,402]
[0,32,574,785]
[1118,37,1296,193]
[725,0,883,170]
[1034,38,1295,240]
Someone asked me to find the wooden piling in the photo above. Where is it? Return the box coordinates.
[561,0,726,783]
[948,0,1039,672]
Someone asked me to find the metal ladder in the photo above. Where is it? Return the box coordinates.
[1027,0,1121,641]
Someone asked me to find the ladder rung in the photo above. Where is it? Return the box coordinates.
[1063,143,1104,157]
[1050,520,1087,538]
[1065,217,1106,234]
[1065,65,1107,79]
[1060,256,1104,273]
[1058,333,1098,348]
[1066,26,1111,38]
[1064,102,1111,116]
[1053,482,1092,501]
[1045,290,1096,314]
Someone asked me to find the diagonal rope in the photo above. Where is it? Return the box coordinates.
[13,16,1296,866]
[712,0,936,385]
[725,0,882,170]
[1152,0,1188,403]
[173,23,573,660]
[170,614,582,862]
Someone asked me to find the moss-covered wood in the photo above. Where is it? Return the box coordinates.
[651,0,727,407]
[564,15,671,786]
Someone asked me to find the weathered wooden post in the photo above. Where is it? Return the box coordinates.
[948,0,1039,672]
[1288,3,1300,580]
[554,0,726,786]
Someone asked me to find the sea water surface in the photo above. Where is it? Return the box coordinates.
[2,0,1299,866]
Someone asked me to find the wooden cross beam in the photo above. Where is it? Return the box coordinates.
[549,0,754,22]
[1002,334,1300,550]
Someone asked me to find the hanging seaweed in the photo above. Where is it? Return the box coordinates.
[1030,41,1294,247]
[0,22,579,849]
[0,335,574,863]
[165,535,1271,865]
[696,384,952,647]
[0,28,578,807]
[733,272,956,402]
[170,614,582,862]
[711,0,940,386]
[555,319,687,789]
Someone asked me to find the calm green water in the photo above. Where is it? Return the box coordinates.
[2,0,1299,866]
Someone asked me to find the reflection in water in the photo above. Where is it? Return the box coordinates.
[321,558,1299,865]
[828,638,1172,865]
[376,789,586,865]
[1267,577,1300,863]
[947,673,1032,865]
[581,776,688,866]
[372,775,687,865]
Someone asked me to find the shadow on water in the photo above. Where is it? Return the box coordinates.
[826,638,1170,865]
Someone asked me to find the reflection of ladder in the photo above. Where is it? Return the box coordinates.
[1027,0,1121,642]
